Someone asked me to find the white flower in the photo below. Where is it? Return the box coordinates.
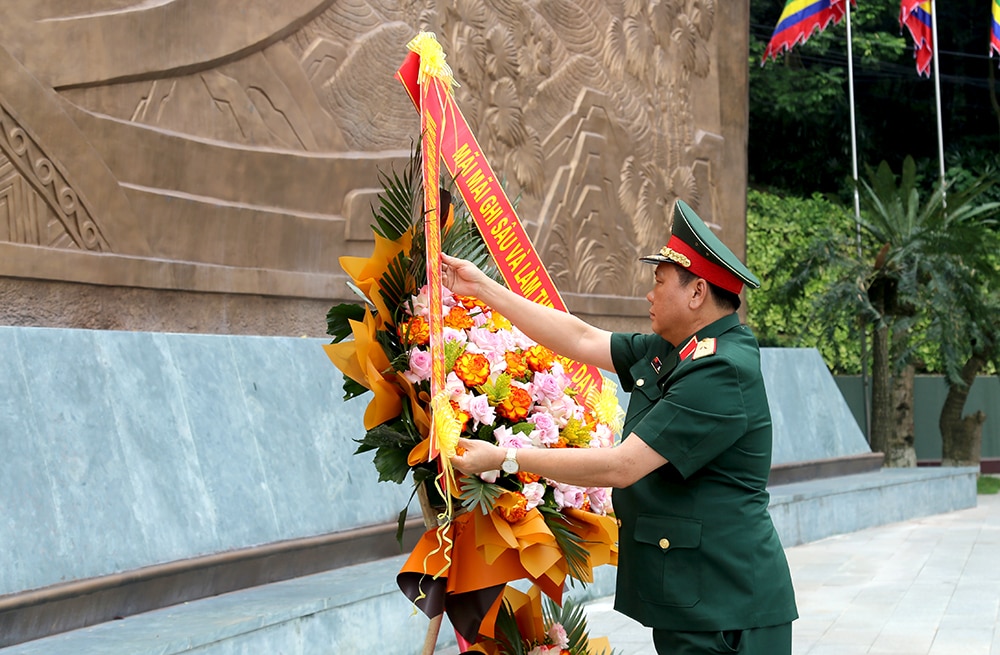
[522,481,546,510]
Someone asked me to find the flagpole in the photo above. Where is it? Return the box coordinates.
[930,0,946,194]
[845,1,870,440]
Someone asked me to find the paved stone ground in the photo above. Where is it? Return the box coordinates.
[582,491,1000,654]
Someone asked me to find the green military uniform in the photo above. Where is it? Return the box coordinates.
[608,200,797,652]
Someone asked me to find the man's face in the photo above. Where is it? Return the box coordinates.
[645,263,690,344]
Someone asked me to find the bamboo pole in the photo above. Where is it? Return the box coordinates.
[418,483,444,655]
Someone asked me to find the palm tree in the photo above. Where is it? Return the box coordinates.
[769,156,999,467]
[858,158,1000,467]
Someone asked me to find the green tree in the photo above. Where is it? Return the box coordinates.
[757,157,1000,467]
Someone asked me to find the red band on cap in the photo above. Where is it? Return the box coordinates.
[665,235,744,295]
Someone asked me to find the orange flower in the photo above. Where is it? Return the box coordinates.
[444,305,475,330]
[525,344,556,372]
[399,315,430,346]
[456,294,487,311]
[517,471,541,485]
[497,386,533,422]
[454,351,491,387]
[504,351,529,379]
[497,492,528,523]
[451,400,471,432]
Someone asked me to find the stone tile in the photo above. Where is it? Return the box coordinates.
[928,628,994,655]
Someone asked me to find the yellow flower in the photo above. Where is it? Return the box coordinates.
[496,491,528,523]
[559,418,592,448]
[487,312,513,332]
[587,377,625,436]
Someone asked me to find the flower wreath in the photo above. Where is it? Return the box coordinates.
[325,148,620,654]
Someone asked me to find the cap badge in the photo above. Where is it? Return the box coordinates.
[693,338,717,360]
[658,246,691,268]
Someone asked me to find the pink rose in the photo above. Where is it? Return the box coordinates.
[552,482,586,510]
[529,372,563,402]
[464,394,496,430]
[590,423,616,449]
[402,348,432,384]
[548,623,569,649]
[527,412,560,446]
[494,426,531,450]
[587,487,613,515]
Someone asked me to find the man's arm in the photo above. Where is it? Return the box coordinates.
[451,433,667,489]
[441,254,613,371]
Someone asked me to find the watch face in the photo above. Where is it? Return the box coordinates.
[502,459,518,474]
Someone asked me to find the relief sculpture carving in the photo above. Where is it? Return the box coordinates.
[0,102,109,252]
[0,0,747,335]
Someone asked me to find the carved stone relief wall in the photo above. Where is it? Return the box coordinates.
[0,0,748,335]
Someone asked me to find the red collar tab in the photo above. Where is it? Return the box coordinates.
[679,336,698,361]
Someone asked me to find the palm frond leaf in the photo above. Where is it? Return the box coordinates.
[543,596,591,654]
[539,506,591,582]
[459,475,505,514]
[372,146,422,241]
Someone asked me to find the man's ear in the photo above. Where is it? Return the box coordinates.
[686,277,703,305]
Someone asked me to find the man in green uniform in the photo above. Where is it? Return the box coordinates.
[445,199,798,654]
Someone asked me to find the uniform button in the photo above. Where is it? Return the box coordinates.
[636,379,645,387]
[658,538,670,550]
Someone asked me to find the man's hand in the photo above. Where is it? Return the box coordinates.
[441,253,491,298]
[450,437,504,475]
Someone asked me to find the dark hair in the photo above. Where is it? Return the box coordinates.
[675,267,741,311]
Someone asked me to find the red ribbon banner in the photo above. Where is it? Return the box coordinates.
[396,49,602,400]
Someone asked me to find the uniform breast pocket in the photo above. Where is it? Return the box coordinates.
[627,361,664,405]
[633,514,703,608]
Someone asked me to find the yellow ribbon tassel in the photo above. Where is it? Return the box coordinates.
[405,32,457,90]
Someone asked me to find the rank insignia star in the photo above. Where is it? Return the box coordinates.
[692,338,717,360]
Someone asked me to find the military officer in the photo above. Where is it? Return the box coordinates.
[445,199,798,655]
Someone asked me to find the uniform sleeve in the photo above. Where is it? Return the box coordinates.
[631,355,748,479]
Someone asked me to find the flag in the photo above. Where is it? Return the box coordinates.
[762,0,851,62]
[991,0,1000,62]
[900,0,934,77]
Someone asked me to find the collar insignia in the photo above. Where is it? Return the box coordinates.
[679,336,698,361]
[692,338,717,360]
[651,356,662,374]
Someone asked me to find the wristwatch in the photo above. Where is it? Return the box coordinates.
[501,447,519,474]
